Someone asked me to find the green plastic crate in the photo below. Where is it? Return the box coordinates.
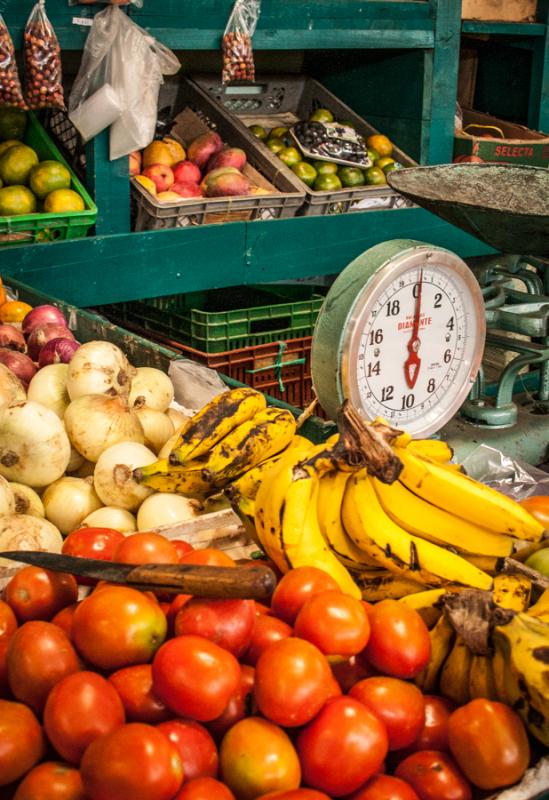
[0,112,96,246]
[101,285,326,354]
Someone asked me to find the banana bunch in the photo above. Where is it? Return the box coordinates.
[134,387,297,500]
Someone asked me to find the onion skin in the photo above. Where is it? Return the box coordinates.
[66,341,136,400]
[93,442,156,511]
[0,363,26,411]
[22,304,67,337]
[27,364,70,419]
[64,394,144,463]
[82,506,137,534]
[0,513,63,570]
[38,337,80,368]
[27,324,75,362]
[0,349,36,387]
[0,324,26,352]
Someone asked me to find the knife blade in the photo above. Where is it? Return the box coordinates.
[0,551,277,601]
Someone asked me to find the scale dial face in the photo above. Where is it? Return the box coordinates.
[339,246,485,437]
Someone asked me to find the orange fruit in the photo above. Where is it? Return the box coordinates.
[0,185,36,216]
[0,277,5,307]
[29,161,71,200]
[0,140,22,159]
[366,134,393,158]
[0,300,33,323]
[0,144,39,186]
[44,189,85,213]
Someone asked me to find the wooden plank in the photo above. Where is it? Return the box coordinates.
[462,20,546,35]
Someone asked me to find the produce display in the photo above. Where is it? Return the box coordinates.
[249,109,400,192]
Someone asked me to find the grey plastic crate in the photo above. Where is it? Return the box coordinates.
[133,78,305,230]
[191,74,417,216]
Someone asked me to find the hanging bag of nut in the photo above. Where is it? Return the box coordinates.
[222,0,261,84]
[0,15,27,110]
[23,0,65,111]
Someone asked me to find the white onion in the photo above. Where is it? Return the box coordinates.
[66,341,136,400]
[82,506,137,534]
[43,476,103,535]
[0,514,63,570]
[158,423,187,460]
[67,447,85,473]
[9,482,45,517]
[137,492,200,531]
[0,401,71,487]
[0,475,15,515]
[68,459,95,479]
[27,364,70,418]
[135,408,174,454]
[129,367,174,412]
[64,394,144,463]
[93,442,156,511]
[0,363,26,412]
[166,407,191,430]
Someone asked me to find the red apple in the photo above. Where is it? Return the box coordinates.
[173,181,203,198]
[129,151,142,177]
[173,161,202,185]
[142,164,175,193]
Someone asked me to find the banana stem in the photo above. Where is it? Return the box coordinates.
[336,401,404,484]
[443,589,514,656]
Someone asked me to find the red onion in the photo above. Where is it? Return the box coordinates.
[22,304,67,337]
[27,324,75,362]
[0,348,36,386]
[0,323,26,353]
[38,337,81,367]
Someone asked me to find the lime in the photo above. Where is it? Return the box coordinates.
[376,157,395,171]
[367,148,380,163]
[0,140,22,159]
[266,137,285,154]
[249,125,268,140]
[309,108,334,124]
[364,166,387,186]
[278,147,301,168]
[0,144,39,186]
[271,126,289,141]
[0,108,27,142]
[383,162,400,175]
[0,185,36,216]
[292,161,317,187]
[338,166,365,187]
[314,173,342,191]
[44,189,85,213]
[367,134,393,158]
[30,161,71,200]
[313,161,338,175]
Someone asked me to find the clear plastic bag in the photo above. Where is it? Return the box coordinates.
[0,15,27,110]
[24,1,65,110]
[222,0,261,84]
[69,6,179,159]
[461,444,549,501]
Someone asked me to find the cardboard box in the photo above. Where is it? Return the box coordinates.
[462,0,537,22]
[454,109,549,167]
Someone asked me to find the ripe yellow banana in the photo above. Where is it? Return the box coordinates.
[372,477,513,558]
[232,495,260,545]
[406,439,454,464]
[226,435,310,502]
[469,654,497,700]
[352,571,425,602]
[170,387,267,465]
[400,588,448,629]
[414,614,455,693]
[439,635,473,705]
[203,407,297,487]
[528,587,549,621]
[397,447,544,542]
[343,472,493,590]
[493,573,532,612]
[134,457,214,499]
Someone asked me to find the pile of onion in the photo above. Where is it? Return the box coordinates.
[0,364,26,412]
[65,395,144,463]
[67,341,136,400]
[22,304,68,337]
[0,349,36,387]
[0,324,26,352]
[38,337,80,367]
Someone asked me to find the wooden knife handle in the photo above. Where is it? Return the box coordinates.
[127,563,277,601]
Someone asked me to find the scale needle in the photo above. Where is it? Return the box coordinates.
[404,269,423,389]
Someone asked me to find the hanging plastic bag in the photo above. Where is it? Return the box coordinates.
[0,15,27,110]
[24,1,65,110]
[222,0,261,84]
[69,6,179,159]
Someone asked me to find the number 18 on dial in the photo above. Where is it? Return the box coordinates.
[311,241,486,438]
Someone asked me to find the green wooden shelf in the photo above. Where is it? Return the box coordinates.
[462,20,547,36]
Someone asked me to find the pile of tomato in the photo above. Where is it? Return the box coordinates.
[0,526,533,800]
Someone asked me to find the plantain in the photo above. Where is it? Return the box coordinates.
[415,614,455,693]
[439,635,473,705]
[225,435,310,503]
[134,457,214,499]
[469,653,498,700]
[352,571,425,602]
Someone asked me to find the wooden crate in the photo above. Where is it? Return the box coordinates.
[462,0,537,22]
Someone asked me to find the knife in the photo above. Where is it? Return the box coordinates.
[0,551,277,601]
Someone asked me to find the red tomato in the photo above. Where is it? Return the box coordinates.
[181,548,236,567]
[44,670,125,764]
[0,638,9,697]
[62,527,124,584]
[51,603,78,638]
[0,699,44,786]
[447,699,530,790]
[6,621,82,713]
[519,495,549,527]
[254,637,335,727]
[175,598,255,657]
[257,792,331,800]
[270,566,341,624]
[172,539,195,560]
[350,677,425,750]
[72,585,167,670]
[157,718,219,780]
[12,761,85,800]
[220,717,301,799]
[152,635,241,722]
[255,601,271,615]
[242,614,293,666]
[294,590,370,656]
[347,774,420,800]
[174,777,235,800]
[80,722,183,800]
[166,593,192,634]
[4,567,78,622]
[296,696,388,796]
[395,751,472,800]
[208,664,255,739]
[361,600,431,679]
[406,695,455,753]
[108,664,170,723]
[331,655,376,693]
[0,598,17,639]
[114,532,179,564]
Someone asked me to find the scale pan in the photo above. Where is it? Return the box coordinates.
[388,164,549,256]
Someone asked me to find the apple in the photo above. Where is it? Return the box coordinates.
[173,181,203,198]
[129,151,142,177]
[173,160,202,185]
[142,164,175,193]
